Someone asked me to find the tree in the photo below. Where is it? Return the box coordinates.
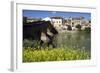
[23,17,27,24]
[67,25,72,30]
[75,24,81,30]
[84,27,91,33]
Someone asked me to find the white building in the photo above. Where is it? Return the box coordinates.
[69,17,84,27]
[50,17,63,29]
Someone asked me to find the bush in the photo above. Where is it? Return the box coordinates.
[75,24,81,30]
[67,25,72,30]
[23,39,41,49]
[84,27,91,33]
[23,39,33,48]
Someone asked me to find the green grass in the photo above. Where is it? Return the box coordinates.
[23,47,90,62]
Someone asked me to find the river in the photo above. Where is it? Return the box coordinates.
[54,31,91,51]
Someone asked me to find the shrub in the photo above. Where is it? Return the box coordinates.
[84,27,91,33]
[67,25,72,30]
[23,39,33,48]
[23,39,41,49]
[75,24,81,30]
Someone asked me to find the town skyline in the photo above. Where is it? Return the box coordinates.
[23,10,91,20]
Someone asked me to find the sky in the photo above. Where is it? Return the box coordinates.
[23,10,91,20]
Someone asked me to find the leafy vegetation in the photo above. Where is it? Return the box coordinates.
[75,24,81,30]
[67,25,72,30]
[23,39,41,50]
[23,47,90,62]
[84,27,91,33]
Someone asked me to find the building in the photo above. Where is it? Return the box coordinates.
[69,16,84,27]
[24,16,91,31]
[50,17,63,29]
[81,19,91,30]
[63,18,71,26]
[62,16,91,30]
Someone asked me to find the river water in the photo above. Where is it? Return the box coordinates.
[54,31,91,51]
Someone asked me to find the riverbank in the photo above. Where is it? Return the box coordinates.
[56,27,91,34]
[57,29,80,33]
